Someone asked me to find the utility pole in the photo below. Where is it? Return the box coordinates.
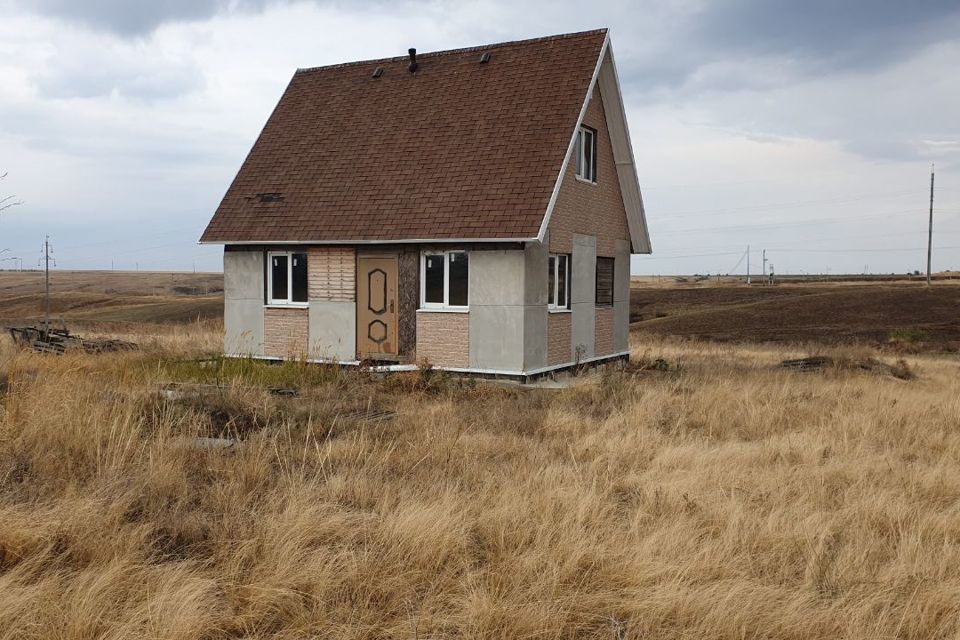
[43,236,51,333]
[762,250,767,286]
[746,245,751,285]
[927,163,935,287]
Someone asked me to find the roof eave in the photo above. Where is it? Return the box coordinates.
[199,237,540,246]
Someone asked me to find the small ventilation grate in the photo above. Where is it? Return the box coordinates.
[479,52,491,63]
[255,192,284,203]
[372,66,383,78]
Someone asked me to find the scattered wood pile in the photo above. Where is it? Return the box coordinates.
[8,326,138,354]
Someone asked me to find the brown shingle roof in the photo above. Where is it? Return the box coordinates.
[200,29,607,243]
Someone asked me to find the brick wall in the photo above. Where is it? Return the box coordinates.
[416,312,469,368]
[264,307,309,358]
[595,307,614,356]
[308,247,355,301]
[547,312,572,366]
[548,84,631,258]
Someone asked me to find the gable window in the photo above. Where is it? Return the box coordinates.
[548,254,570,310]
[595,257,614,307]
[574,125,597,183]
[268,251,308,305]
[421,251,469,309]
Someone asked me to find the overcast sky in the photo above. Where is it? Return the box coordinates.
[1,0,959,275]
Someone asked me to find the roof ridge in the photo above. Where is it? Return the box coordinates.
[295,28,608,74]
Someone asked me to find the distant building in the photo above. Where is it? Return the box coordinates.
[200,29,650,377]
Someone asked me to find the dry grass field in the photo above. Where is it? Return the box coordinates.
[0,270,222,326]
[1,272,959,638]
[631,279,960,352]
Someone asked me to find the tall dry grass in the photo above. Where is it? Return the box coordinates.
[1,326,959,639]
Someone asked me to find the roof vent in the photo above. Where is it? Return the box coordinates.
[407,48,418,73]
[479,52,491,63]
[372,66,384,78]
[255,192,284,203]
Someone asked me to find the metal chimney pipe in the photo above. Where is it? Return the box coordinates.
[408,48,418,73]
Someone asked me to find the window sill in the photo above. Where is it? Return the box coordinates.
[417,307,469,314]
[548,308,572,314]
[574,175,597,186]
[595,304,614,309]
[265,303,309,309]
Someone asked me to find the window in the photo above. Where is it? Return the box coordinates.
[421,251,469,309]
[574,125,597,182]
[548,254,570,310]
[268,251,308,305]
[595,257,614,307]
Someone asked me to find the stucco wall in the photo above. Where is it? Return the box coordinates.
[468,250,524,371]
[522,239,549,372]
[224,250,264,357]
[571,233,597,360]
[416,312,469,368]
[614,238,631,353]
[308,301,355,361]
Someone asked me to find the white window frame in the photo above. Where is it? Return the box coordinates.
[548,253,571,311]
[574,125,597,184]
[419,251,469,311]
[267,250,309,307]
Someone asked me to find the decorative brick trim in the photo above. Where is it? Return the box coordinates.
[595,307,614,356]
[264,307,309,358]
[416,312,469,368]
[548,313,572,366]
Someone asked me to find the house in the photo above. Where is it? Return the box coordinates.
[200,28,651,377]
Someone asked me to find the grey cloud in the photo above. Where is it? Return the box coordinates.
[36,59,204,101]
[20,0,272,36]
[612,0,960,97]
[693,0,960,74]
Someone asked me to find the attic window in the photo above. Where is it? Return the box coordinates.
[479,52,491,63]
[574,126,597,183]
[372,66,384,78]
[256,192,284,203]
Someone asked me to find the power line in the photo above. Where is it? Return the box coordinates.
[757,245,960,254]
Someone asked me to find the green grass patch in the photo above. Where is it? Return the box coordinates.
[889,328,929,343]
[158,355,345,389]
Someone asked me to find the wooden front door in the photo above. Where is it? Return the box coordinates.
[356,255,399,359]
